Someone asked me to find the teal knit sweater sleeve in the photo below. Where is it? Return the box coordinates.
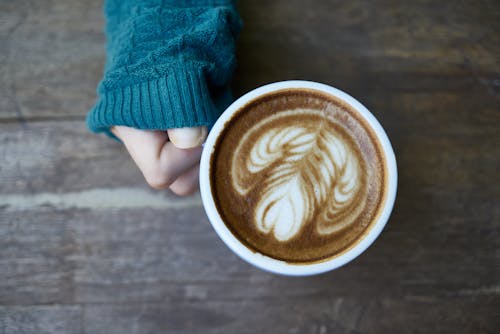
[87,0,242,138]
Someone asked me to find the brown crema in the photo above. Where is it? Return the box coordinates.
[210,89,387,263]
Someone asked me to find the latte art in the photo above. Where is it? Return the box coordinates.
[211,89,386,262]
[231,109,367,241]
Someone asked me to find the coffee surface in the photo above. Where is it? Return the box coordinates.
[211,89,387,263]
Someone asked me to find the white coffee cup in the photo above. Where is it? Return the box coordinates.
[200,81,397,276]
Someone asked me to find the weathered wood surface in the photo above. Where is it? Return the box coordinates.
[1,0,499,333]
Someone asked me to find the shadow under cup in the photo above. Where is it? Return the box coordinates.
[200,81,397,276]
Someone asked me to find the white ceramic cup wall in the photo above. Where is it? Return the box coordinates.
[200,81,397,276]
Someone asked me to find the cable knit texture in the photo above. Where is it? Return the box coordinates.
[87,0,242,139]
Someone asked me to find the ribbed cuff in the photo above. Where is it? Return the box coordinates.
[86,63,221,139]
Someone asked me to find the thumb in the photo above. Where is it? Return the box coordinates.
[167,126,208,149]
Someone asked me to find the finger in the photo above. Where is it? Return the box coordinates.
[169,164,200,196]
[151,143,201,189]
[167,126,208,149]
[112,126,168,173]
[113,126,201,189]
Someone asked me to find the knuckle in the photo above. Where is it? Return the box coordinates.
[171,183,197,196]
[143,167,171,189]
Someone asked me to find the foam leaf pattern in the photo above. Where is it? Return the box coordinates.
[231,109,366,242]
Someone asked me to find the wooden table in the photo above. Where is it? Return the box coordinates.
[1,1,499,333]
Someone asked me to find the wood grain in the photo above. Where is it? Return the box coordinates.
[0,0,104,121]
[1,0,499,333]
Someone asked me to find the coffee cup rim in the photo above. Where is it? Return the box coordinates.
[200,80,398,276]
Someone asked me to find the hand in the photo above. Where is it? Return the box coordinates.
[111,125,208,196]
